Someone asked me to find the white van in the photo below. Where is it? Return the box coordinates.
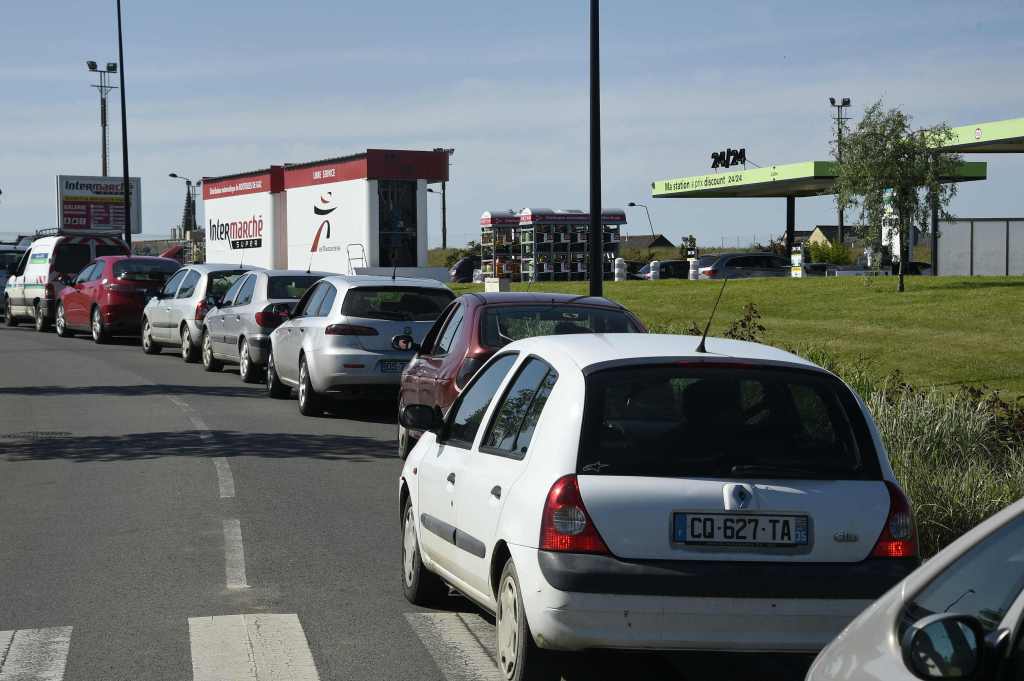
[0,245,28,317]
[4,232,129,331]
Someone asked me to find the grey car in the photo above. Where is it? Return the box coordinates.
[200,269,333,382]
[141,263,257,361]
[266,275,455,416]
[698,252,791,279]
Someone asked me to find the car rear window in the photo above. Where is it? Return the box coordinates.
[51,243,91,273]
[0,252,22,272]
[267,275,323,300]
[341,287,454,321]
[113,259,179,281]
[480,305,641,348]
[207,271,247,299]
[578,365,879,480]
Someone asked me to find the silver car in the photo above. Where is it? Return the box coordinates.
[807,496,1024,681]
[699,252,791,279]
[141,263,257,361]
[200,269,333,382]
[265,275,455,416]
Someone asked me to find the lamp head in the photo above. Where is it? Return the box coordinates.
[168,173,179,178]
[86,61,98,71]
[627,202,637,207]
[829,97,836,106]
[841,97,851,107]
[106,62,118,73]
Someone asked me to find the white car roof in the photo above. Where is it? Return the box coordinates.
[319,274,450,292]
[260,269,334,277]
[500,333,817,374]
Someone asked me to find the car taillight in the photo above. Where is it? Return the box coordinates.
[104,283,134,293]
[871,481,918,558]
[255,306,289,328]
[195,300,210,320]
[704,268,717,277]
[455,357,484,389]
[325,324,379,336]
[539,475,609,554]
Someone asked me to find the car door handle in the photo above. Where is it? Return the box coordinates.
[490,485,501,499]
[446,473,456,485]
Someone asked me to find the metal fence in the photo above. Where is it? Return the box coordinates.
[938,218,1024,276]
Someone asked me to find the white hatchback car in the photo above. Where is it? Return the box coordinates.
[807,496,1024,681]
[398,334,920,680]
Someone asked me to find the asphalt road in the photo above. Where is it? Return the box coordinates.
[0,324,812,681]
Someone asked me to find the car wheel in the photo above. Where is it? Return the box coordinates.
[398,423,417,460]
[297,355,324,416]
[202,330,223,372]
[266,351,290,399]
[239,339,260,383]
[55,303,74,337]
[497,559,559,681]
[141,318,160,354]
[401,497,447,606]
[3,298,16,327]
[91,307,109,344]
[181,326,199,363]
[34,302,50,332]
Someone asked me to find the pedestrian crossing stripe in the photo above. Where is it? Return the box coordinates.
[0,626,72,681]
[189,613,320,681]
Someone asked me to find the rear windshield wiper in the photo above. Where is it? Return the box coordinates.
[729,464,847,478]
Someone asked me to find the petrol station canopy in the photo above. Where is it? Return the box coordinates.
[939,117,1024,154]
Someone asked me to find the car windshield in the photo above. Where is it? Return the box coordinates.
[52,243,91,274]
[481,304,641,348]
[267,275,323,300]
[341,287,454,321]
[698,255,717,267]
[208,271,247,298]
[0,252,22,272]
[113,259,179,281]
[578,365,878,479]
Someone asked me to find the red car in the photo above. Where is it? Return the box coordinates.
[55,256,180,343]
[394,292,646,457]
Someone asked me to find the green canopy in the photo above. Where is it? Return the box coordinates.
[938,117,1024,154]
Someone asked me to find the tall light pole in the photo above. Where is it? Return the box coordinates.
[86,61,118,176]
[626,202,656,237]
[830,97,851,244]
[588,0,603,297]
[169,173,200,236]
[116,0,132,246]
[431,148,454,250]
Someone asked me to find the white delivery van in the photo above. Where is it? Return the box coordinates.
[0,244,28,317]
[4,232,129,331]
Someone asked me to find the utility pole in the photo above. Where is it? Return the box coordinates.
[830,97,851,245]
[86,61,118,176]
[116,0,132,246]
[588,0,603,297]
[431,148,454,250]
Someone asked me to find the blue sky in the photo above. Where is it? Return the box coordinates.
[2,1,1023,247]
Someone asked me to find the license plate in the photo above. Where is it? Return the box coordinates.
[380,360,407,373]
[673,513,808,546]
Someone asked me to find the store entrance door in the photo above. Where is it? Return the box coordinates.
[378,180,417,267]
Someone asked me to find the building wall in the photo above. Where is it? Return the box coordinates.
[203,190,279,268]
[938,219,1024,275]
[285,178,372,274]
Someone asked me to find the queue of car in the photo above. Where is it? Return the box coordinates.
[6,233,1015,681]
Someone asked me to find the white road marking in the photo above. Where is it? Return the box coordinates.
[223,519,249,589]
[405,612,501,681]
[0,626,72,681]
[213,458,235,498]
[188,614,320,681]
[165,396,213,441]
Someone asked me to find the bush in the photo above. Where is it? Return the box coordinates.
[807,241,854,265]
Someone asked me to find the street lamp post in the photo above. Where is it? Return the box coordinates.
[115,0,131,246]
[829,97,851,244]
[588,0,603,297]
[86,61,118,176]
[626,202,656,237]
[169,173,200,237]
[431,148,454,250]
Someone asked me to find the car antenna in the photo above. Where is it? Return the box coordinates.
[392,263,398,281]
[695,278,728,354]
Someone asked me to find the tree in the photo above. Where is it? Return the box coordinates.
[834,101,962,291]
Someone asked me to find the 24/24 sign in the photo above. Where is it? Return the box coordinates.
[711,148,746,169]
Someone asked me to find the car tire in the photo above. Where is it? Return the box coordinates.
[55,303,74,337]
[91,307,109,344]
[398,423,417,460]
[3,297,16,326]
[266,351,290,399]
[497,559,559,681]
[34,302,50,332]
[401,497,447,607]
[239,339,260,383]
[202,330,223,372]
[180,326,199,363]
[141,318,160,354]
[297,355,324,416]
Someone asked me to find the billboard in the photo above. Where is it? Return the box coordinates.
[202,169,285,269]
[56,175,141,234]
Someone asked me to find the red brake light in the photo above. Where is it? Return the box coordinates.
[704,268,718,276]
[871,481,918,558]
[104,283,133,293]
[255,306,289,328]
[539,475,610,554]
[195,300,210,320]
[325,324,379,336]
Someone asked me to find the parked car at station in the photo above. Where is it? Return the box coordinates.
[4,233,129,331]
[394,292,646,458]
[201,270,333,382]
[699,252,791,279]
[140,263,254,361]
[55,256,179,343]
[0,245,28,317]
[807,496,1024,681]
[265,275,454,416]
[636,259,691,280]
[398,333,919,679]
[449,255,480,283]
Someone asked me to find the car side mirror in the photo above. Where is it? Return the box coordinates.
[58,274,76,285]
[901,614,985,680]
[400,404,443,434]
[392,334,421,353]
